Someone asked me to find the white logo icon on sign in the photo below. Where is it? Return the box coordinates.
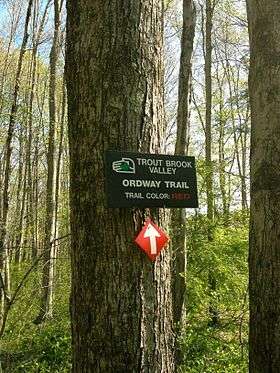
[112,158,135,174]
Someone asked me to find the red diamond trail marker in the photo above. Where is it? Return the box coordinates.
[134,219,169,261]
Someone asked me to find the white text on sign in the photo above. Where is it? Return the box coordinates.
[122,179,189,189]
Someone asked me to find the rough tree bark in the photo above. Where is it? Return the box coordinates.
[66,0,175,371]
[247,0,280,371]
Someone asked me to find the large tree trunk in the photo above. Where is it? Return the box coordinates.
[66,0,174,371]
[247,0,280,371]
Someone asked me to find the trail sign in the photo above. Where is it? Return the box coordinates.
[105,150,198,208]
[134,219,169,261]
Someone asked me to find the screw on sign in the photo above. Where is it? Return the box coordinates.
[134,219,169,261]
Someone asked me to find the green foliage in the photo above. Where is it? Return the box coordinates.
[1,216,249,372]
[1,247,71,372]
[4,323,71,373]
[179,323,248,372]
[180,212,249,372]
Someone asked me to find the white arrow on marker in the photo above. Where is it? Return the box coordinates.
[144,223,161,254]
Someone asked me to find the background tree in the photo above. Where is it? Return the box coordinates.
[204,0,219,326]
[35,0,63,324]
[247,0,280,371]
[0,0,33,310]
[169,0,196,364]
[0,0,252,371]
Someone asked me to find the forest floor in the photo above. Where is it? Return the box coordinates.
[1,250,71,372]
[1,212,248,372]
